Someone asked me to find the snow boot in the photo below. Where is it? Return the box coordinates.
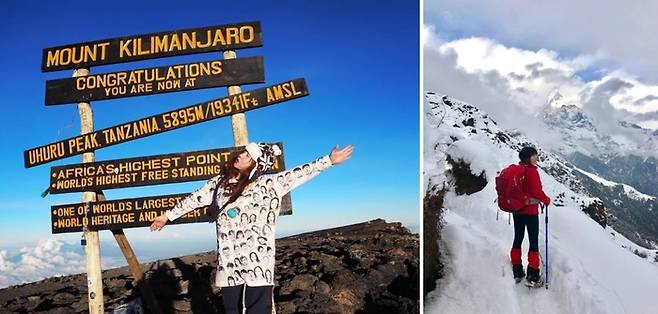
[525,266,544,288]
[512,264,525,283]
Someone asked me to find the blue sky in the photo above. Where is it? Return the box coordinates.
[0,0,419,283]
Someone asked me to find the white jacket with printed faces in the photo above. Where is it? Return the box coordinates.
[165,155,333,287]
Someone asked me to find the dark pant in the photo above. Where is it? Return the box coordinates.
[511,213,541,269]
[512,214,538,251]
[222,284,273,314]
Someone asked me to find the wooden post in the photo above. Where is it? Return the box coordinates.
[75,68,105,314]
[93,192,162,314]
[111,229,162,313]
[224,50,249,145]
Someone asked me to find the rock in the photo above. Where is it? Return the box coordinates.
[331,288,364,312]
[71,297,88,313]
[582,199,607,228]
[173,299,192,312]
[178,280,190,295]
[387,247,410,258]
[280,274,317,295]
[29,297,53,312]
[51,292,75,306]
[293,256,307,266]
[462,117,475,127]
[314,280,331,294]
[277,301,296,313]
[26,295,42,311]
[294,293,343,313]
[0,219,418,314]
[168,269,184,278]
[446,155,487,195]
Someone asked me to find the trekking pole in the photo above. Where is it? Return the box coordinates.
[545,203,549,289]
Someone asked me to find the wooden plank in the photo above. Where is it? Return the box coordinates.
[24,78,308,168]
[96,191,161,314]
[49,144,285,194]
[51,193,211,233]
[45,57,264,105]
[110,229,162,314]
[41,21,262,72]
[51,190,293,233]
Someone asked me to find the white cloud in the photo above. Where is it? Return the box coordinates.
[0,238,123,289]
[423,24,658,131]
[0,250,11,270]
[424,0,658,81]
[607,75,658,114]
[639,120,658,130]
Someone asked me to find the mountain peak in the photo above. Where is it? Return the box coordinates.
[543,101,596,131]
[545,89,564,113]
[619,120,646,130]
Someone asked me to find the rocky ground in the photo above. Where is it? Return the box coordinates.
[0,219,419,313]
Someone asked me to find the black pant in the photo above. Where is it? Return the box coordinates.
[512,214,538,252]
[222,284,273,314]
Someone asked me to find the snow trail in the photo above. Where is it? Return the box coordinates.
[425,93,658,314]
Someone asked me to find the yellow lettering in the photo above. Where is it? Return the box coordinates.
[240,26,254,43]
[226,27,239,44]
[212,30,226,46]
[59,48,72,66]
[76,77,85,90]
[137,38,150,56]
[119,39,132,58]
[46,50,60,67]
[182,32,196,49]
[154,35,168,53]
[169,34,182,51]
[197,30,212,48]
[98,42,110,61]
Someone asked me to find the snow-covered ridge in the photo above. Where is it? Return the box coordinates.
[541,91,658,160]
[574,166,656,202]
[424,92,658,314]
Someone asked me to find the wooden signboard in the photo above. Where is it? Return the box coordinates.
[52,190,293,234]
[24,78,308,168]
[45,57,265,105]
[49,144,286,194]
[41,21,262,72]
[51,193,210,233]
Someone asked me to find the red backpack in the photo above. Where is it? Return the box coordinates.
[495,164,537,212]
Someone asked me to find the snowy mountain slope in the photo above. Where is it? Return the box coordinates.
[541,90,658,159]
[463,90,658,247]
[424,93,658,314]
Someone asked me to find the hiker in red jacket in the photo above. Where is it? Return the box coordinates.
[511,146,551,285]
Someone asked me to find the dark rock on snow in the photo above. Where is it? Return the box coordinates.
[446,155,487,196]
[581,199,607,228]
[0,219,418,313]
[423,187,446,296]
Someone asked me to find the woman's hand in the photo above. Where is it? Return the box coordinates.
[149,214,169,231]
[329,145,354,165]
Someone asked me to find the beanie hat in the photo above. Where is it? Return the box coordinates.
[519,146,538,163]
[245,143,282,179]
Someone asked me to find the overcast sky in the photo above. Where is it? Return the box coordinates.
[424,0,658,136]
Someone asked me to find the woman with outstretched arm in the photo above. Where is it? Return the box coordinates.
[149,143,353,314]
